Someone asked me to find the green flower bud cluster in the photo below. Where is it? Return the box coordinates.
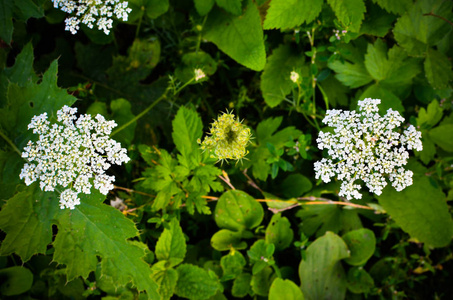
[198,111,252,163]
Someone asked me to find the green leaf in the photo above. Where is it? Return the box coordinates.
[216,0,242,15]
[203,0,266,71]
[360,2,396,37]
[14,0,44,20]
[0,0,13,44]
[265,213,294,251]
[326,0,366,32]
[0,186,58,261]
[328,59,372,88]
[393,0,453,56]
[146,0,169,19]
[194,0,215,16]
[232,272,252,297]
[175,264,219,300]
[364,39,391,81]
[424,48,453,89]
[359,85,405,114]
[1,42,37,88]
[371,0,411,15]
[0,150,23,201]
[155,218,187,266]
[251,266,273,296]
[417,100,443,128]
[299,232,349,300]
[111,98,137,146]
[0,266,33,296]
[269,278,304,300]
[214,190,264,231]
[260,45,305,107]
[53,191,159,299]
[150,261,178,300]
[211,229,247,251]
[377,175,453,247]
[342,228,376,266]
[279,174,312,198]
[175,51,217,83]
[429,124,453,152]
[347,267,374,294]
[220,251,246,279]
[172,106,203,160]
[263,0,322,30]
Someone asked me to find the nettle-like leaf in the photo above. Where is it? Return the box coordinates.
[150,261,178,300]
[327,0,366,32]
[175,264,219,300]
[155,218,187,267]
[269,278,304,300]
[299,232,349,300]
[203,0,266,71]
[172,105,203,164]
[424,48,453,90]
[377,174,453,247]
[53,190,159,298]
[393,0,453,56]
[260,44,305,108]
[263,0,322,30]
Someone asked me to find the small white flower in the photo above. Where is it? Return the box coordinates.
[290,71,300,83]
[20,105,130,209]
[314,98,423,200]
[194,68,206,81]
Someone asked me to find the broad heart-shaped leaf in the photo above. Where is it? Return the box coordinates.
[429,124,453,152]
[0,0,13,44]
[211,229,247,251]
[172,106,202,162]
[0,60,77,149]
[263,0,322,30]
[203,0,265,71]
[377,175,453,247]
[269,278,304,300]
[175,264,219,300]
[328,59,372,89]
[150,261,178,300]
[424,48,453,90]
[393,0,453,56]
[214,190,264,232]
[194,0,215,16]
[0,266,34,296]
[299,232,349,300]
[53,191,159,299]
[155,218,187,266]
[326,0,366,32]
[265,213,294,251]
[260,44,305,108]
[371,0,412,15]
[342,228,376,266]
[0,185,59,261]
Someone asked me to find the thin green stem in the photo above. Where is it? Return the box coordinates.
[135,9,144,38]
[0,129,21,156]
[271,263,282,278]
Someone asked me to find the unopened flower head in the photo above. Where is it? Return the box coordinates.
[314,98,422,200]
[19,105,130,209]
[194,69,206,81]
[290,71,300,83]
[198,111,252,163]
[52,0,132,35]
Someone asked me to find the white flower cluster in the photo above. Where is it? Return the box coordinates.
[314,98,423,200]
[20,106,130,209]
[52,0,132,35]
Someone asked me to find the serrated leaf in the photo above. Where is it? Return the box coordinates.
[328,59,372,88]
[429,124,453,152]
[53,190,159,298]
[299,232,349,300]
[342,228,376,266]
[424,48,453,89]
[155,218,187,266]
[220,251,246,279]
[2,42,37,87]
[417,100,443,128]
[377,175,453,247]
[327,0,366,32]
[151,261,178,300]
[172,106,203,160]
[269,278,304,300]
[175,264,219,300]
[0,186,58,261]
[265,213,294,251]
[393,0,453,56]
[216,0,242,15]
[0,266,33,296]
[360,2,396,37]
[232,272,252,297]
[371,0,411,15]
[203,0,265,71]
[215,190,264,231]
[194,0,215,16]
[260,45,305,107]
[0,0,14,44]
[211,229,247,251]
[263,0,322,30]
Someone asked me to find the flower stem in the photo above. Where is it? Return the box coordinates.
[0,129,21,156]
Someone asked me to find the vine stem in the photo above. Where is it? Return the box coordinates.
[0,129,21,156]
[423,12,453,26]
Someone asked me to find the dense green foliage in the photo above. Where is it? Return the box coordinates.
[0,0,453,299]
